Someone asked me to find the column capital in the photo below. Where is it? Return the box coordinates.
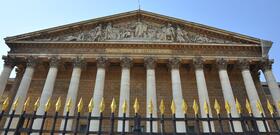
[193,57,204,69]
[120,57,133,69]
[49,56,60,68]
[96,56,109,68]
[144,57,156,69]
[2,56,16,68]
[238,59,250,70]
[261,58,273,71]
[216,58,228,70]
[26,56,37,68]
[72,56,86,68]
[168,57,181,69]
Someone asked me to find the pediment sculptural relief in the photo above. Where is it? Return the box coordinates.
[33,20,239,44]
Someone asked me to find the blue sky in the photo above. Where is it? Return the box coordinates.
[0,0,279,81]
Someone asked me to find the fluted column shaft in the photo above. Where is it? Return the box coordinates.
[32,57,59,131]
[239,59,266,132]
[144,57,158,132]
[0,57,15,96]
[90,57,107,131]
[5,57,36,129]
[262,59,280,114]
[169,58,186,133]
[216,59,242,132]
[117,57,132,132]
[193,57,215,132]
[60,57,84,131]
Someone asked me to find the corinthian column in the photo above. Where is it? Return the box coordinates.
[32,56,60,131]
[216,58,242,132]
[193,57,215,132]
[60,57,85,131]
[144,57,158,132]
[5,56,36,129]
[90,57,108,131]
[168,58,186,133]
[117,57,132,132]
[0,56,15,96]
[261,59,280,114]
[238,59,266,132]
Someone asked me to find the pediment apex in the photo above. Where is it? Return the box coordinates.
[5,10,261,44]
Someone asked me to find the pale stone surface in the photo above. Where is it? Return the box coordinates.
[117,68,130,132]
[60,67,82,131]
[0,66,13,96]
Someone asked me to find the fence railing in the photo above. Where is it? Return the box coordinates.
[0,97,280,134]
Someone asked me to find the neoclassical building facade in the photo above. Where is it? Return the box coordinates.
[0,10,279,133]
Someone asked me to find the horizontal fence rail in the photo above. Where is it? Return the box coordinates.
[0,97,280,134]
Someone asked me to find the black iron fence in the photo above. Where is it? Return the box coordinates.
[0,97,280,134]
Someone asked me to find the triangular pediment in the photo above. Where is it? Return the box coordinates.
[5,10,260,44]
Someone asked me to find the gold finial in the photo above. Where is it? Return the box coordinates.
[159,99,165,115]
[182,99,188,114]
[148,99,153,114]
[45,98,51,111]
[225,101,231,114]
[214,99,221,115]
[55,97,62,112]
[267,100,274,115]
[235,98,242,114]
[171,99,176,114]
[100,98,105,113]
[66,98,72,112]
[122,99,127,113]
[33,98,40,111]
[245,99,252,114]
[77,98,83,113]
[204,101,209,114]
[111,98,117,113]
[2,97,9,111]
[23,97,30,111]
[256,100,263,114]
[88,98,93,112]
[193,99,199,115]
[133,98,140,114]
[12,97,19,111]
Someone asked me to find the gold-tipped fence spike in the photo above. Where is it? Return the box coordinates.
[55,97,62,112]
[23,97,30,111]
[133,98,140,114]
[111,98,117,113]
[77,98,83,113]
[245,99,252,115]
[45,98,51,111]
[34,97,40,111]
[278,101,280,112]
[225,101,231,114]
[256,100,263,114]
[122,100,127,113]
[171,99,176,114]
[66,98,72,112]
[235,98,242,114]
[2,97,9,111]
[193,100,199,115]
[267,99,274,116]
[88,98,93,113]
[159,99,165,115]
[214,99,221,115]
[12,97,19,111]
[100,98,105,113]
[148,99,153,114]
[204,101,209,114]
[182,99,188,114]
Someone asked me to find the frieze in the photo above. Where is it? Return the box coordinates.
[31,19,240,44]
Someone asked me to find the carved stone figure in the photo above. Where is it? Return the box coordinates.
[176,27,185,42]
[165,23,175,41]
[135,21,147,38]
[105,23,113,40]
[90,24,103,41]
